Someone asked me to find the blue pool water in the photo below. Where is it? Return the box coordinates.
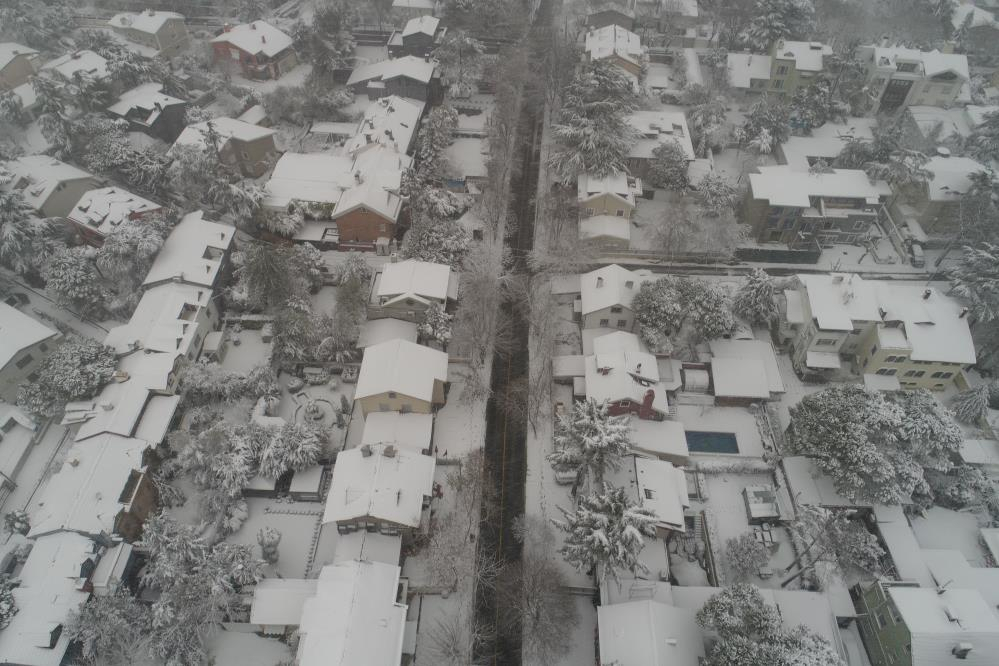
[685,431,739,454]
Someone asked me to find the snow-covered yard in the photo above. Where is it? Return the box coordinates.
[206,629,293,666]
[219,328,272,375]
[224,497,324,579]
[676,403,766,458]
[431,364,490,460]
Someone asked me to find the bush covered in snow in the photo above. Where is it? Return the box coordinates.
[16,339,117,418]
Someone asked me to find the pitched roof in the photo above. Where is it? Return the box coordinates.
[141,211,234,288]
[923,154,989,202]
[583,331,670,415]
[354,339,448,403]
[359,411,433,453]
[749,166,891,207]
[887,586,999,666]
[0,303,57,371]
[628,108,695,160]
[296,561,407,666]
[0,42,37,70]
[323,443,435,527]
[376,259,454,303]
[579,264,646,315]
[41,50,109,81]
[344,96,425,155]
[67,186,161,236]
[265,153,355,206]
[772,40,832,72]
[211,21,293,58]
[402,15,439,37]
[634,457,689,531]
[107,82,185,126]
[103,283,211,358]
[109,10,184,34]
[346,55,437,86]
[250,578,320,626]
[867,45,969,81]
[171,117,276,152]
[585,24,643,66]
[578,171,638,206]
[726,53,772,89]
[1,155,94,213]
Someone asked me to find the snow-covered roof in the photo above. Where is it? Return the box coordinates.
[579,264,647,315]
[921,548,999,616]
[982,528,999,564]
[358,318,419,348]
[865,45,969,81]
[72,378,179,445]
[796,273,881,331]
[726,53,771,89]
[0,532,95,666]
[67,186,161,236]
[1,155,94,213]
[0,42,37,70]
[887,586,999,666]
[344,96,425,156]
[334,179,404,222]
[377,259,455,304]
[781,455,873,509]
[29,434,149,539]
[354,339,449,403]
[211,21,293,58]
[585,24,643,66]
[402,15,439,37]
[628,108,695,160]
[109,10,184,34]
[393,0,437,9]
[629,418,689,462]
[141,211,234,288]
[347,55,437,86]
[296,560,407,666]
[709,339,785,394]
[584,331,670,416]
[12,80,35,109]
[41,50,109,81]
[104,283,212,357]
[907,105,974,142]
[597,600,704,666]
[924,154,989,201]
[951,2,999,30]
[445,137,488,179]
[91,541,132,593]
[749,166,891,208]
[171,117,276,152]
[360,411,434,453]
[863,372,902,391]
[875,282,976,364]
[874,506,933,587]
[634,457,689,531]
[959,438,999,467]
[107,82,184,126]
[964,104,999,129]
[250,578,320,626]
[0,303,57,372]
[578,171,639,207]
[265,153,354,206]
[772,40,833,72]
[331,530,402,565]
[0,401,36,479]
[580,214,631,243]
[710,357,770,399]
[324,443,434,527]
[779,119,877,171]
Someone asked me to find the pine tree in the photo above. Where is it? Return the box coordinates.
[257,423,323,479]
[402,216,470,269]
[725,532,771,581]
[433,30,486,98]
[950,383,994,425]
[68,590,153,666]
[16,339,117,417]
[646,141,690,191]
[697,583,781,639]
[743,0,816,51]
[41,247,105,314]
[0,190,38,275]
[733,267,779,326]
[547,398,633,491]
[329,251,373,285]
[949,243,999,324]
[689,280,736,339]
[781,505,883,587]
[552,483,658,583]
[419,302,454,346]
[694,173,738,217]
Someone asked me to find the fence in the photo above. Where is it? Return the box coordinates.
[734,243,821,264]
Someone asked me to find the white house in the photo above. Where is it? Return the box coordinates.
[627,108,695,178]
[141,211,235,290]
[41,50,109,83]
[108,10,190,57]
[1,155,97,218]
[372,259,458,321]
[0,402,38,507]
[598,599,704,666]
[0,304,59,402]
[66,186,162,246]
[857,44,970,114]
[578,264,650,330]
[584,24,644,80]
[343,96,425,156]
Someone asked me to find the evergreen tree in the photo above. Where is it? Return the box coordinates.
[553,484,658,583]
[0,190,38,275]
[781,505,883,587]
[697,583,781,638]
[68,591,153,666]
[433,30,486,98]
[16,339,117,417]
[743,0,816,51]
[0,578,16,630]
[402,216,470,269]
[725,532,772,581]
[257,423,324,479]
[950,383,994,425]
[547,398,633,492]
[733,267,779,326]
[968,110,999,163]
[694,173,738,217]
[329,250,373,285]
[646,141,690,191]
[419,302,454,346]
[949,243,999,324]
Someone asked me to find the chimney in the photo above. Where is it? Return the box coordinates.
[636,363,642,374]
[639,389,656,420]
[261,35,266,44]
[960,307,969,318]
[596,276,604,288]
[251,22,257,30]
[223,23,231,32]
[361,444,372,457]
[953,643,974,659]
[383,445,397,458]
[878,307,887,320]
[923,289,932,300]
[354,170,363,184]
[147,8,155,16]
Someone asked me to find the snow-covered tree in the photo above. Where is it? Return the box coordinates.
[864,149,932,200]
[402,215,470,269]
[687,94,728,157]
[257,527,281,564]
[328,251,373,285]
[646,141,690,191]
[633,276,734,343]
[414,104,459,182]
[787,385,963,505]
[547,398,632,492]
[0,190,39,275]
[41,247,105,314]
[177,363,277,406]
[257,423,324,479]
[782,505,883,587]
[694,172,738,217]
[68,590,153,666]
[740,97,791,149]
[743,0,816,51]
[0,578,16,630]
[96,212,173,286]
[16,339,117,417]
[292,1,356,81]
[0,0,75,50]
[697,583,781,638]
[0,90,25,126]
[433,30,486,98]
[553,483,658,583]
[208,179,263,220]
[419,302,454,346]
[725,532,771,581]
[3,510,29,536]
[688,280,736,339]
[166,144,219,207]
[925,464,995,511]
[733,267,779,325]
[259,204,305,237]
[967,110,999,163]
[233,242,321,311]
[948,243,999,325]
[634,276,686,339]
[950,383,994,425]
[788,80,849,129]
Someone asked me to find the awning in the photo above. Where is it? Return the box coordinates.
[805,350,841,370]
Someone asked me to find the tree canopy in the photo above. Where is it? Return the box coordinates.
[17,340,117,418]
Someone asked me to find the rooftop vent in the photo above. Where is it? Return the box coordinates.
[360,444,372,457]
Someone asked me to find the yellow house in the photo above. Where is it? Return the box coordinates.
[780,273,976,389]
[578,172,643,219]
[354,339,449,416]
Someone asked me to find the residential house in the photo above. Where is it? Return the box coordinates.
[597,599,704,666]
[107,82,187,142]
[632,456,689,536]
[854,582,999,666]
[104,283,219,362]
[0,43,39,90]
[359,317,419,349]
[778,273,977,388]
[391,0,440,21]
[582,331,674,420]
[1,155,97,218]
[951,2,999,59]
[708,338,785,404]
[0,304,59,402]
[250,578,320,636]
[743,166,892,246]
[891,152,990,236]
[323,443,435,536]
[359,411,434,455]
[295,561,409,665]
[727,40,833,95]
[211,21,297,80]
[170,117,278,177]
[856,44,969,114]
[141,210,235,290]
[345,55,439,102]
[371,259,458,322]
[108,10,190,57]
[578,171,643,220]
[40,50,109,84]
[344,95,426,156]
[66,186,162,246]
[903,105,996,149]
[584,24,644,80]
[626,108,695,179]
[776,118,877,170]
[577,264,649,330]
[0,403,38,508]
[579,214,632,250]
[586,3,637,31]
[28,434,156,542]
[354,339,449,416]
[387,16,447,58]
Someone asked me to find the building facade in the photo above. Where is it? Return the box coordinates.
[857,45,969,114]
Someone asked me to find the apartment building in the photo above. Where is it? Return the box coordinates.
[856,44,969,114]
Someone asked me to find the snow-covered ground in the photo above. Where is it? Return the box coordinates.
[206,629,293,666]
[431,364,489,461]
[910,506,991,566]
[225,497,324,579]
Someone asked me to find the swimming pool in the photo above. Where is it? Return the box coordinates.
[685,431,739,454]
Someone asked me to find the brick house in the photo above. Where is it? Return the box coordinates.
[67,186,162,247]
[211,21,297,80]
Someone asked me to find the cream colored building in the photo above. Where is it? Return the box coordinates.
[578,172,643,219]
[354,339,448,416]
[779,273,976,390]
[578,264,652,331]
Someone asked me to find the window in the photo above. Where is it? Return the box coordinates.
[876,368,898,376]
[644,488,656,499]
[903,370,925,378]
[616,209,625,217]
[815,339,837,346]
[388,391,397,399]
[931,371,953,379]
[853,220,868,230]
[620,400,631,407]
[624,281,634,289]
[15,354,33,369]
[400,404,412,413]
[884,355,907,363]
[585,208,594,217]
[26,372,38,382]
[617,320,627,328]
[599,318,609,327]
[379,403,390,412]
[934,383,945,389]
[776,65,789,75]
[773,79,785,90]
[610,306,623,313]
